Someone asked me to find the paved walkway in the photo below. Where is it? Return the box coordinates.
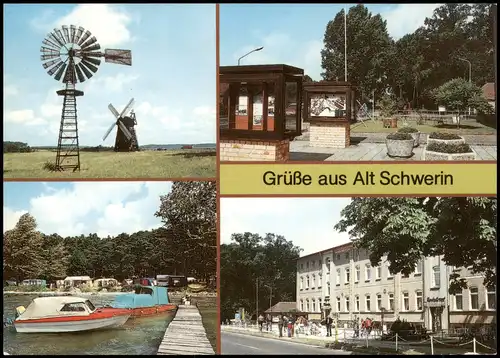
[290,141,497,161]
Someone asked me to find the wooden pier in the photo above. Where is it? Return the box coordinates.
[157,304,215,355]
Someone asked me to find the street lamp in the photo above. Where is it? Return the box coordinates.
[237,46,264,66]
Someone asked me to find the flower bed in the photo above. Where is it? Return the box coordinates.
[423,142,476,161]
[398,127,420,147]
[386,133,414,158]
[427,132,465,146]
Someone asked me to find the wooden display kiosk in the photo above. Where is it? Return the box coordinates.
[219,64,303,162]
[303,81,355,149]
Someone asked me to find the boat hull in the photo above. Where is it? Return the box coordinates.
[130,304,177,317]
[14,309,131,333]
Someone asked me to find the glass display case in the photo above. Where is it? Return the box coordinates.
[303,81,355,123]
[219,65,303,140]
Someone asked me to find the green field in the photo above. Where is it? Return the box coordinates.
[3,149,216,179]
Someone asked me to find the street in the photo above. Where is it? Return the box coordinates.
[221,331,352,355]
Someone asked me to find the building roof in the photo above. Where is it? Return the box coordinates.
[298,242,354,261]
[16,296,91,321]
[482,83,495,101]
[64,276,91,281]
[265,301,297,313]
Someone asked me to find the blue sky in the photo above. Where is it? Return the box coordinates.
[3,182,172,237]
[219,4,440,80]
[4,4,216,146]
[220,198,354,256]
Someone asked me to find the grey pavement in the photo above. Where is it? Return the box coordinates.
[221,331,352,355]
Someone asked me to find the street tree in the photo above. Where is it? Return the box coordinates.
[334,197,497,293]
[321,5,393,102]
[431,78,493,127]
[220,232,302,322]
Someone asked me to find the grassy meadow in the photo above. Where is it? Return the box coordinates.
[3,149,216,179]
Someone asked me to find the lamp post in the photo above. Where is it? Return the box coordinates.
[458,57,472,116]
[256,278,259,325]
[238,46,264,66]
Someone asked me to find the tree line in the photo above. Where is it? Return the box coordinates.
[3,181,216,285]
[319,4,495,109]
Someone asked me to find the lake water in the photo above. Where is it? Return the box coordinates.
[3,294,175,355]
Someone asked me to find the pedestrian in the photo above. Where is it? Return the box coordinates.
[326,315,333,337]
[258,313,264,332]
[278,315,284,337]
[287,317,292,337]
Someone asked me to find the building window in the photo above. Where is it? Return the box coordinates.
[455,291,463,310]
[376,266,381,280]
[312,261,315,268]
[365,264,371,281]
[355,295,360,312]
[365,295,371,312]
[312,274,316,288]
[414,261,423,275]
[432,266,440,288]
[470,287,479,310]
[388,293,394,311]
[336,269,341,285]
[345,253,349,260]
[318,298,322,312]
[306,299,310,312]
[387,266,393,279]
[327,282,331,296]
[300,264,303,270]
[486,286,496,310]
[416,291,423,311]
[336,254,340,261]
[318,260,322,267]
[355,266,360,282]
[326,258,331,272]
[376,294,382,311]
[312,299,316,312]
[306,276,310,289]
[345,268,350,283]
[402,292,410,311]
[336,297,341,312]
[306,261,309,268]
[300,277,303,290]
[345,296,350,312]
[300,300,304,311]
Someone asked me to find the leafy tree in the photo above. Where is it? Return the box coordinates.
[3,213,44,281]
[220,232,302,322]
[334,197,497,293]
[432,78,493,127]
[40,233,69,279]
[321,5,393,102]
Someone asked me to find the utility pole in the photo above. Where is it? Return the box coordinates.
[256,278,259,321]
[344,6,348,82]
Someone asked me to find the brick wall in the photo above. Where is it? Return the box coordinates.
[220,139,290,162]
[309,121,351,148]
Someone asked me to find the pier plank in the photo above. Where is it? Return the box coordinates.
[157,305,215,355]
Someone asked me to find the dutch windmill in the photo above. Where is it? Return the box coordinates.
[102,98,140,152]
[40,25,132,171]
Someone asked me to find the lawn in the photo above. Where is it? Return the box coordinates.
[351,119,496,135]
[3,149,216,179]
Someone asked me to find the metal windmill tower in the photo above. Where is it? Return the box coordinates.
[40,25,132,171]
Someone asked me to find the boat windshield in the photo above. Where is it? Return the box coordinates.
[85,300,96,312]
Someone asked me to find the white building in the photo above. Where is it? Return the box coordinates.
[296,243,496,333]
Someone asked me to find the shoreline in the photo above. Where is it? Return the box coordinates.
[3,291,217,297]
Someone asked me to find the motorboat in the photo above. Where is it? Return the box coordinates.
[111,285,177,317]
[14,296,132,333]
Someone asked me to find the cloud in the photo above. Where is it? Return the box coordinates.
[4,109,46,126]
[4,182,171,237]
[4,84,18,96]
[32,5,134,48]
[86,73,140,93]
[382,4,441,40]
[3,207,28,232]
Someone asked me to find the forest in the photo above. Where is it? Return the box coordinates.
[3,181,216,285]
[319,4,495,108]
